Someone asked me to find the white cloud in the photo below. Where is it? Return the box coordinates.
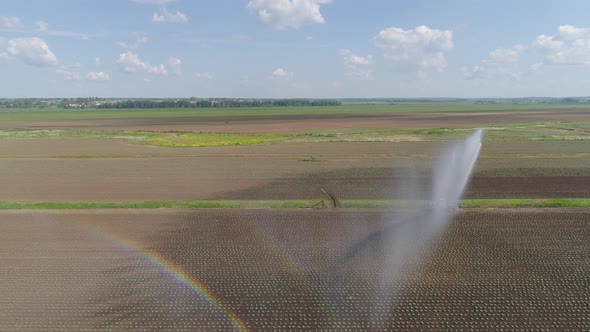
[94,57,101,66]
[168,56,181,75]
[1,16,24,29]
[558,24,590,39]
[34,21,48,32]
[0,52,9,60]
[534,25,590,65]
[374,25,453,73]
[533,34,564,51]
[117,51,168,75]
[152,8,188,23]
[131,0,176,4]
[489,45,525,63]
[56,68,80,80]
[118,35,148,49]
[86,71,110,81]
[0,16,97,40]
[246,0,332,30]
[349,54,372,65]
[7,37,58,67]
[271,67,290,79]
[194,72,213,80]
[339,49,373,79]
[273,68,287,77]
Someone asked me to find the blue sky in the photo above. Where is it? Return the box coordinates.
[2,0,590,98]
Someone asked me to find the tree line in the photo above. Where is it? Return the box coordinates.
[94,99,341,109]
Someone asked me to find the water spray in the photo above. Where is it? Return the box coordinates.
[341,129,483,326]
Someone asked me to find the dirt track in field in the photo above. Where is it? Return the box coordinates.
[1,209,589,330]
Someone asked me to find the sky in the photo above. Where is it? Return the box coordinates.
[2,0,590,98]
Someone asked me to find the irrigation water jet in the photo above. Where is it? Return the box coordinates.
[342,129,483,326]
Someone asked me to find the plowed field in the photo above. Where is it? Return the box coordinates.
[1,209,589,331]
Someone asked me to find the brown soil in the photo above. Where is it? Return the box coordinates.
[1,209,589,330]
[2,110,589,133]
[217,171,590,200]
[0,138,588,200]
[0,139,588,157]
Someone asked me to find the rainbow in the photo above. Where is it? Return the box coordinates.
[85,222,249,332]
[254,219,335,319]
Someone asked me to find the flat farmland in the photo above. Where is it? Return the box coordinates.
[1,105,590,330]
[0,139,587,201]
[1,209,589,331]
[1,107,589,133]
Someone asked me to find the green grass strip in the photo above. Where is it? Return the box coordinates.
[2,104,590,121]
[0,199,588,210]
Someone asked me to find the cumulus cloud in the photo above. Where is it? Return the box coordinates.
[194,72,213,80]
[273,68,287,77]
[271,67,291,79]
[1,16,95,40]
[534,25,590,65]
[34,21,49,32]
[118,52,167,75]
[533,34,564,51]
[86,71,110,81]
[339,49,373,79]
[489,45,526,63]
[117,51,175,76]
[1,16,24,29]
[118,35,149,49]
[374,25,453,74]
[557,24,590,39]
[7,37,58,67]
[152,8,188,23]
[131,0,176,4]
[470,24,590,76]
[246,0,332,30]
[168,56,181,75]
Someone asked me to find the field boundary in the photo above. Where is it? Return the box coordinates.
[0,198,588,210]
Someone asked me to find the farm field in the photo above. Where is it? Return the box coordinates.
[0,106,588,203]
[1,209,589,331]
[0,105,589,134]
[0,105,589,330]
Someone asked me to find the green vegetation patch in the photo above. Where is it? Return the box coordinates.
[0,129,286,147]
[295,121,590,142]
[0,120,589,146]
[139,132,284,147]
